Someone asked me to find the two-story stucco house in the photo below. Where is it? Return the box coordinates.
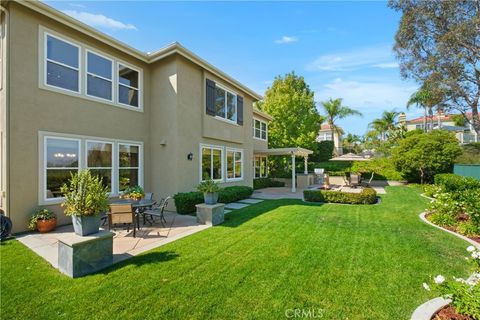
[0,0,278,233]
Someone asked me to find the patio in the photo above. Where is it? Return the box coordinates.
[16,211,209,269]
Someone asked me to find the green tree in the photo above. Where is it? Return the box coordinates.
[369,110,399,140]
[260,72,322,150]
[320,98,362,154]
[389,0,480,135]
[392,130,462,184]
[406,86,445,132]
[342,133,363,154]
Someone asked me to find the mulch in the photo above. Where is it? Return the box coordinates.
[433,305,473,320]
[424,212,480,244]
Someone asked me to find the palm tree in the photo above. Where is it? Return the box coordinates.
[320,98,363,154]
[407,89,429,132]
[369,110,399,141]
[407,86,445,132]
[343,133,362,153]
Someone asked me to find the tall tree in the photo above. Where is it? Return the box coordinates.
[260,72,322,150]
[369,110,399,140]
[389,0,480,135]
[320,98,362,154]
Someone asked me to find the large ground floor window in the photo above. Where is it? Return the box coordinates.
[40,132,143,204]
[254,156,268,178]
[200,144,245,182]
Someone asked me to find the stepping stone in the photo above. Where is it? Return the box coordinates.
[238,199,263,204]
[224,209,232,214]
[225,202,250,210]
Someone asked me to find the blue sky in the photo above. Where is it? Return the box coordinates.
[45,0,421,135]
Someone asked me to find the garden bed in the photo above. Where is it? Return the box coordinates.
[425,213,480,244]
[303,187,377,204]
[435,305,473,320]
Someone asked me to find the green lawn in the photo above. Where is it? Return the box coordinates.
[0,187,473,319]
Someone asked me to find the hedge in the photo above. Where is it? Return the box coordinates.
[253,178,285,190]
[303,187,377,205]
[434,173,480,192]
[350,158,404,181]
[173,186,254,214]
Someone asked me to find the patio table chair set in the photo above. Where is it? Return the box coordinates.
[107,194,171,238]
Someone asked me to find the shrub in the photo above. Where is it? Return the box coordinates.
[197,179,221,193]
[456,221,479,237]
[174,186,254,214]
[434,173,480,192]
[351,157,404,181]
[456,142,480,164]
[303,187,377,205]
[253,178,285,190]
[310,141,334,162]
[423,184,444,198]
[428,212,457,228]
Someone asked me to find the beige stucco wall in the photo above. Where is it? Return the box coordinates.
[7,3,151,232]
[0,7,7,216]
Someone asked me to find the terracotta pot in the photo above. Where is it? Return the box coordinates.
[36,218,57,233]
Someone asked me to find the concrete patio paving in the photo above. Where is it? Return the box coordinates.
[17,211,209,269]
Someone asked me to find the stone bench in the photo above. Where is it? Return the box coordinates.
[58,230,114,278]
[196,203,225,226]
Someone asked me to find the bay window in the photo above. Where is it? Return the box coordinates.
[40,133,143,204]
[201,145,223,181]
[226,149,243,181]
[86,51,113,101]
[215,86,237,122]
[44,137,80,199]
[45,34,80,92]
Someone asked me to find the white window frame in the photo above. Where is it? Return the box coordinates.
[254,155,268,178]
[85,49,114,102]
[44,32,81,94]
[38,131,143,205]
[214,84,237,124]
[117,62,142,109]
[39,26,143,112]
[199,144,224,182]
[42,136,81,203]
[253,118,268,141]
[85,140,114,195]
[226,148,244,182]
[118,142,143,194]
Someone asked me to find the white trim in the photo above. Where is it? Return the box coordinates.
[43,32,81,94]
[253,117,268,141]
[253,155,268,178]
[85,140,114,194]
[199,144,224,182]
[38,131,144,205]
[226,148,244,182]
[118,142,144,193]
[85,49,114,102]
[213,83,237,123]
[38,25,144,113]
[116,61,143,110]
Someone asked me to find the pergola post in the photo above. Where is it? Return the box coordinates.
[291,153,296,193]
[304,155,308,174]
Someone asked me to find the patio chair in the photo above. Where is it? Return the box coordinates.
[350,173,360,188]
[143,196,171,227]
[108,203,137,237]
[144,193,154,200]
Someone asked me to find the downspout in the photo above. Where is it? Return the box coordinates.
[0,4,9,218]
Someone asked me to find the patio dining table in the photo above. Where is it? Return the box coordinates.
[110,199,156,229]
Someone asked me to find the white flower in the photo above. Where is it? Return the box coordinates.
[472,252,480,259]
[423,283,431,291]
[434,275,445,284]
[467,246,476,252]
[454,277,465,283]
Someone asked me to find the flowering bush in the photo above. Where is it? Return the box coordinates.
[423,184,444,198]
[423,246,480,319]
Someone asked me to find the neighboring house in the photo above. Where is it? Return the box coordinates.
[0,0,277,232]
[316,124,343,155]
[402,112,478,144]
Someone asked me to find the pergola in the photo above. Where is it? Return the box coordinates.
[256,147,313,193]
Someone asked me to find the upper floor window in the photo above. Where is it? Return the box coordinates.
[253,118,267,140]
[46,35,80,92]
[86,51,113,101]
[118,64,139,107]
[41,28,143,111]
[215,86,237,122]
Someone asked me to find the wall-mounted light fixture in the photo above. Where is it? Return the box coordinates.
[187,153,194,161]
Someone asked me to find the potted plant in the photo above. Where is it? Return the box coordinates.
[61,170,109,236]
[28,207,57,233]
[197,179,221,205]
[122,185,145,201]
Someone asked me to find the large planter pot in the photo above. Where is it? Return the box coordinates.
[203,192,219,205]
[36,218,57,233]
[71,215,101,236]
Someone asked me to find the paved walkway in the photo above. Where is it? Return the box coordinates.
[17,212,209,268]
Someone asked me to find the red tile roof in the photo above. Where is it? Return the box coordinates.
[407,112,472,124]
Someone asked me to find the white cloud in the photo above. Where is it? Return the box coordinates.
[68,3,86,9]
[62,10,137,30]
[274,36,298,44]
[315,78,416,112]
[306,44,397,71]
